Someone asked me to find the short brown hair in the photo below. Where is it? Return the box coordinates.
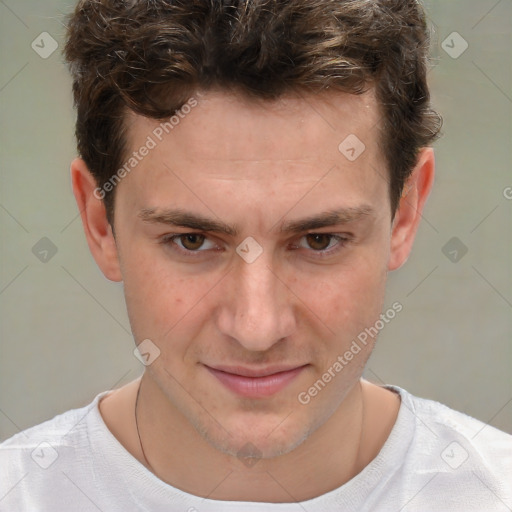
[64,0,442,226]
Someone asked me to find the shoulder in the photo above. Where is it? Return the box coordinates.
[400,386,512,451]
[0,391,109,509]
[1,392,106,453]
[386,385,512,507]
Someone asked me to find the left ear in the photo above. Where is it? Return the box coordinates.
[388,147,435,271]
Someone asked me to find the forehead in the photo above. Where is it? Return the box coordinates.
[123,88,381,166]
[116,88,388,227]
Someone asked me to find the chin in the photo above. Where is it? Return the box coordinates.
[192,408,318,461]
[206,426,310,461]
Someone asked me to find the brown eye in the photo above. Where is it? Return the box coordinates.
[305,233,333,251]
[179,234,206,251]
[160,232,219,256]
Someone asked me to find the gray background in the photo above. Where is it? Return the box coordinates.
[0,0,511,441]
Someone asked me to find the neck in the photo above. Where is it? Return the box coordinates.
[134,372,370,503]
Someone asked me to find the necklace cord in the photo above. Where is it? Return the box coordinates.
[134,377,366,477]
[135,376,153,472]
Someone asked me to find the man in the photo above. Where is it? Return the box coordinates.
[1,0,510,510]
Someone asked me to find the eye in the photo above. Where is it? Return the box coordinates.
[295,233,350,255]
[159,232,350,259]
[160,233,218,254]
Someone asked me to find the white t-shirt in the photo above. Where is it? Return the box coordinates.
[1,385,511,511]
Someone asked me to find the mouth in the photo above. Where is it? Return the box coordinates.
[204,364,309,398]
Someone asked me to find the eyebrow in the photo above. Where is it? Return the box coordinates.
[138,206,374,236]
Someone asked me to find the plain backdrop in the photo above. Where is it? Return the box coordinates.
[0,0,511,441]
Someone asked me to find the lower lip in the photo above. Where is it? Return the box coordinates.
[206,366,307,398]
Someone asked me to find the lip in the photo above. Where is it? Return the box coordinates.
[205,364,308,398]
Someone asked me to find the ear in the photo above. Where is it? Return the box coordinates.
[70,158,123,281]
[388,147,435,271]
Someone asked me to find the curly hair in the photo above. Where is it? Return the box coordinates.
[64,0,442,225]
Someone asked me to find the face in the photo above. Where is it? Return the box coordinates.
[107,89,400,458]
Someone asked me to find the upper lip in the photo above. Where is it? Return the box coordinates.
[205,364,308,378]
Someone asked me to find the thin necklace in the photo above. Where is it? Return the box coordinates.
[134,376,154,472]
[134,377,366,478]
[353,380,366,474]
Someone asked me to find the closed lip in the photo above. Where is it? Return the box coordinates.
[204,363,309,398]
[203,364,309,378]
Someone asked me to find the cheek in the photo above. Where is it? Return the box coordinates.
[121,248,214,344]
[293,253,388,336]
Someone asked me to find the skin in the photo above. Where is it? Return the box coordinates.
[71,87,434,502]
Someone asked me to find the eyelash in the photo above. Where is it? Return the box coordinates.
[159,233,351,259]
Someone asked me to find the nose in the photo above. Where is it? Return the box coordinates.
[216,249,296,352]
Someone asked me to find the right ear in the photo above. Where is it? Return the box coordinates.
[70,158,123,282]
